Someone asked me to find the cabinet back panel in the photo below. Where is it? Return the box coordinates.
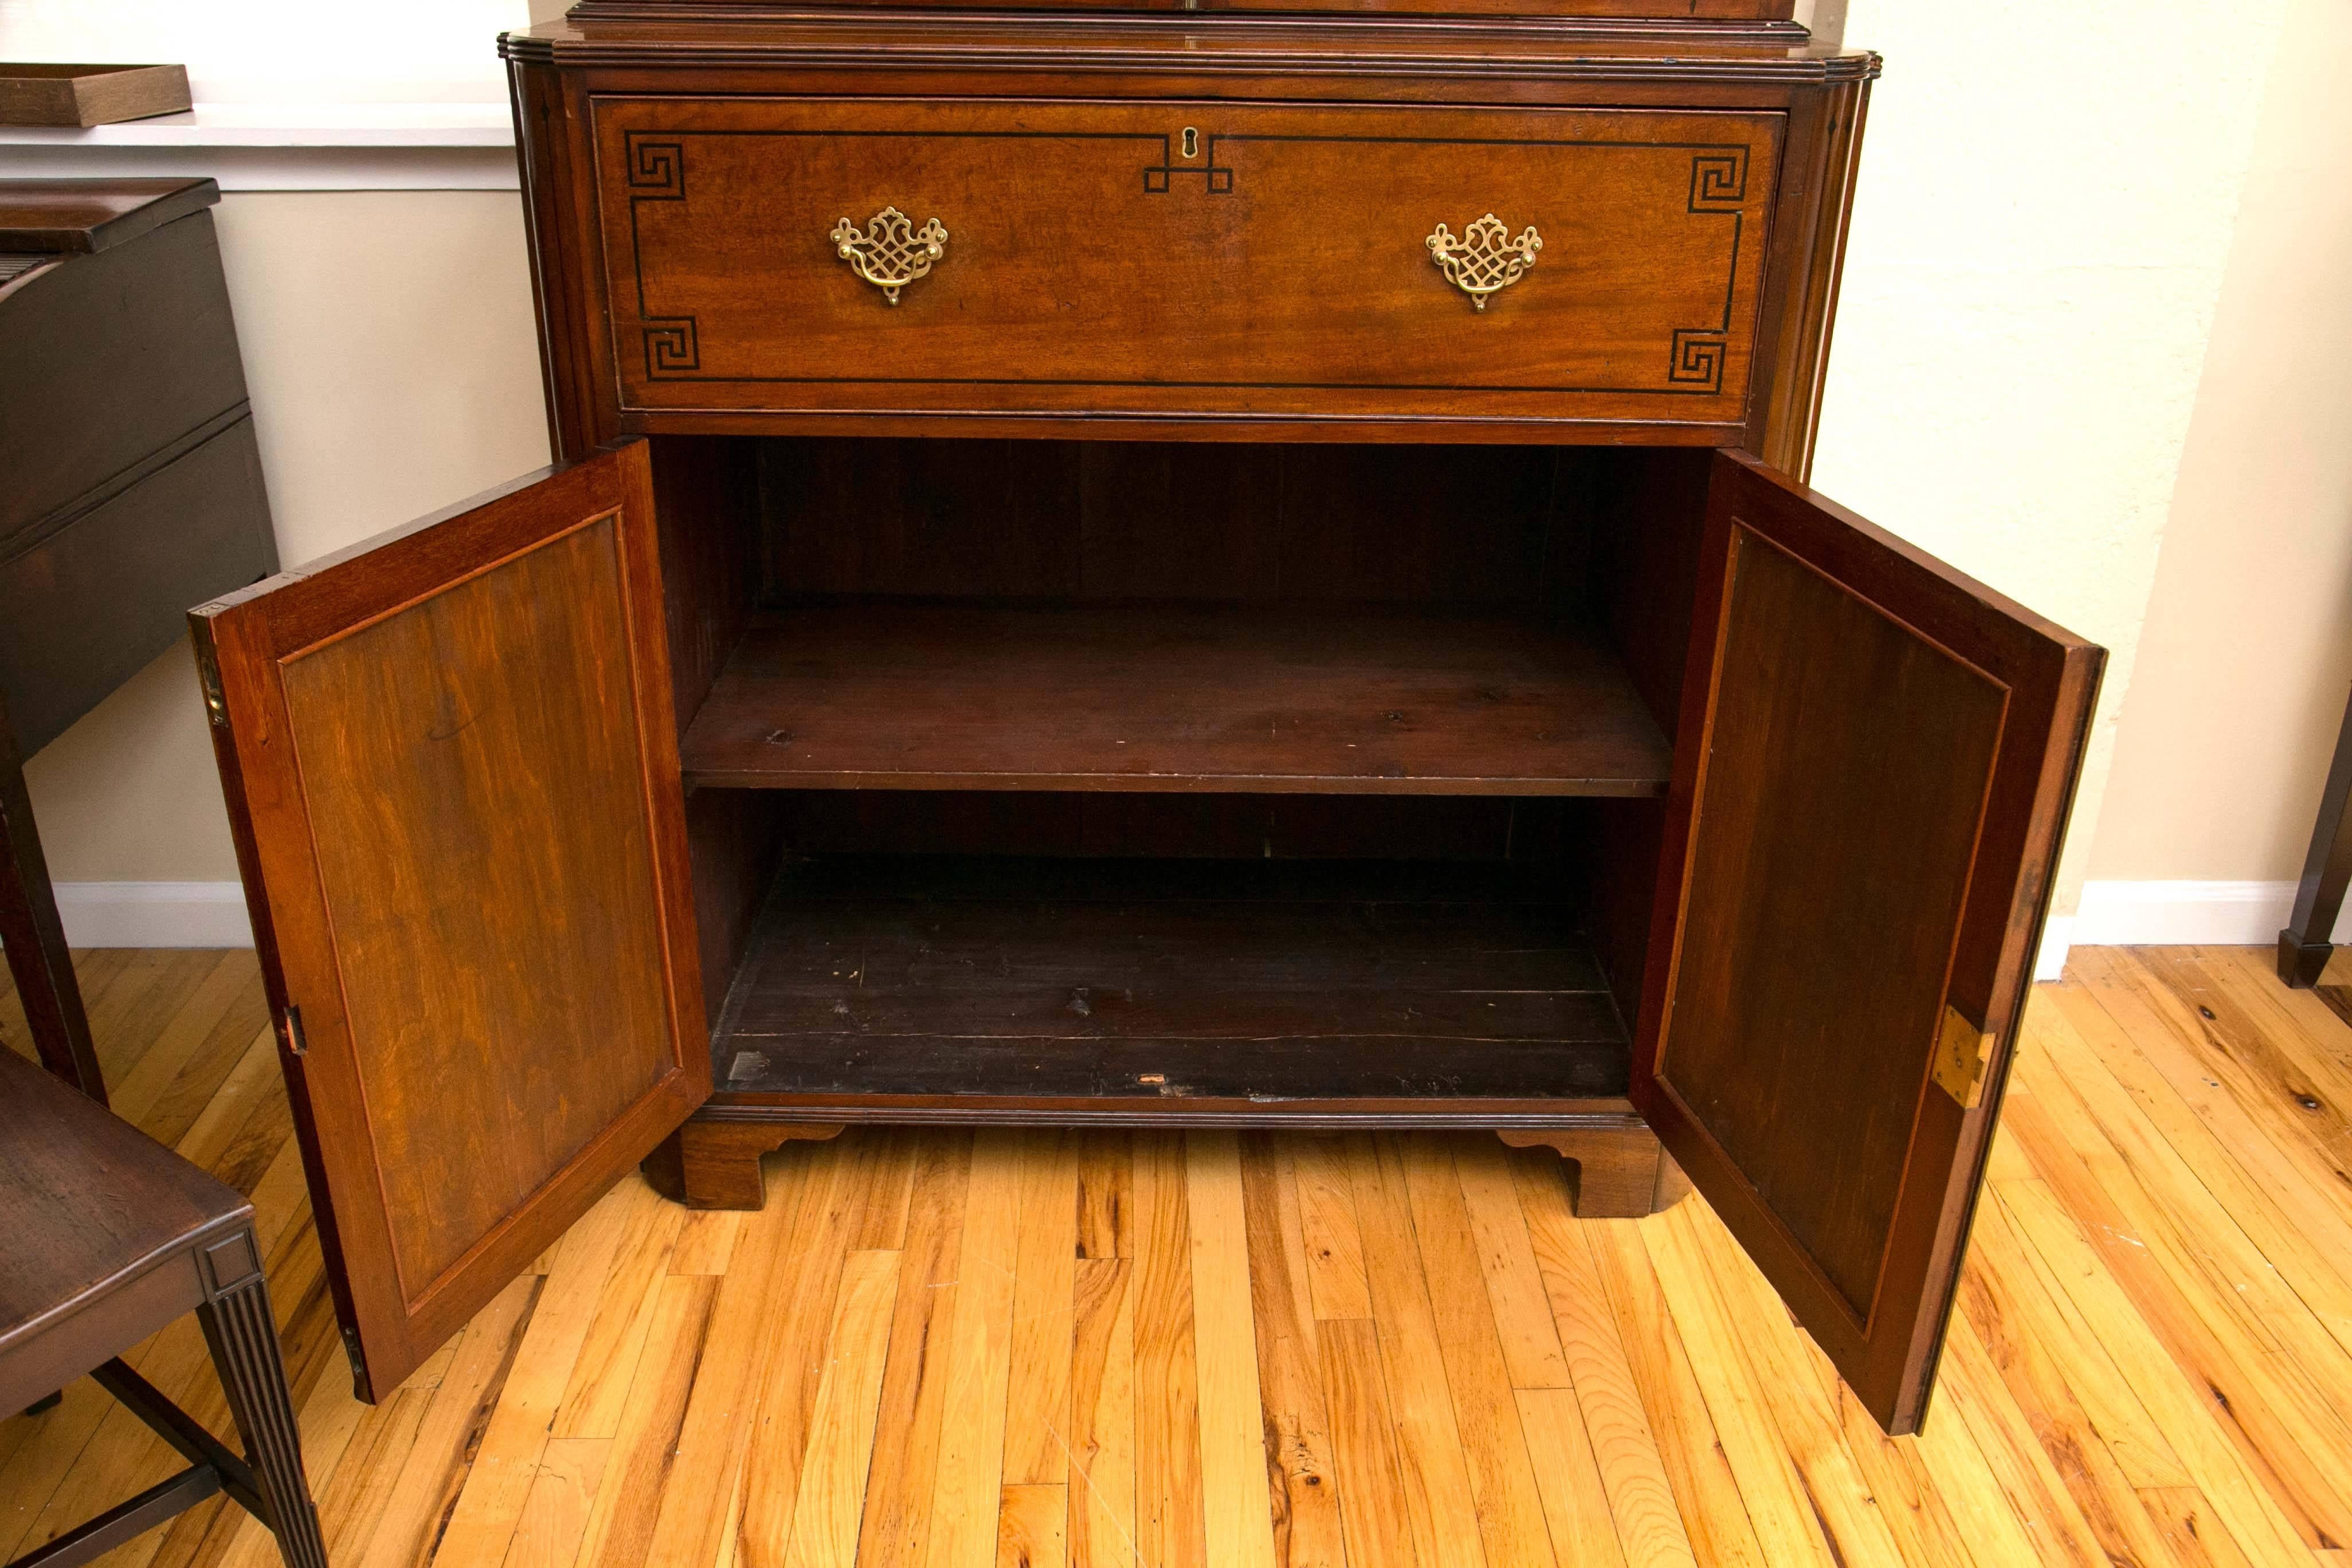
[652,435,761,731]
[652,437,782,1021]
[757,438,1574,606]
[1584,446,1712,730]
[762,789,1590,864]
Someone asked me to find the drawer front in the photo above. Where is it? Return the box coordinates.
[593,98,1783,429]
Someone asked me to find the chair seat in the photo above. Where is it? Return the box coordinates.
[0,1046,252,1413]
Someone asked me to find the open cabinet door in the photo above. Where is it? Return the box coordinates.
[190,441,708,1401]
[1634,450,2102,1435]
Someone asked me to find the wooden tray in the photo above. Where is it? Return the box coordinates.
[0,64,190,127]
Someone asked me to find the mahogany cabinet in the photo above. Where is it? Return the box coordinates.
[191,3,2102,1438]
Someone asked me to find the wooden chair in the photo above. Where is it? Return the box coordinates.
[0,689,103,1100]
[0,1046,326,1568]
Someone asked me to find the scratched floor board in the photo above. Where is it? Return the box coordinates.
[6,946,2350,1568]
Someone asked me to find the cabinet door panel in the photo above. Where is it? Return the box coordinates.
[191,441,707,1401]
[1635,449,2101,1434]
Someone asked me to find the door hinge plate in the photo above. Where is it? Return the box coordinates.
[1934,1004,1995,1110]
[197,649,229,728]
[341,1323,370,1402]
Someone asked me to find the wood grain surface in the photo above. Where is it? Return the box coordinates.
[708,856,1633,1110]
[568,0,1799,21]
[593,99,1779,429]
[189,443,709,1400]
[0,1042,247,1401]
[681,605,1670,796]
[1634,450,2103,1435]
[503,29,1875,460]
[0,66,190,128]
[7,943,2352,1568]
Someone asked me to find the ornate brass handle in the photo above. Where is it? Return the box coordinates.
[1426,214,1542,311]
[830,206,948,304]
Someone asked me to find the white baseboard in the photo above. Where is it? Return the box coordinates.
[2072,879,2315,946]
[2035,916,2077,983]
[10,876,2335,972]
[49,883,255,949]
[2037,879,2350,982]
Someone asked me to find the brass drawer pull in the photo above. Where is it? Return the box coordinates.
[1426,214,1542,311]
[830,206,949,304]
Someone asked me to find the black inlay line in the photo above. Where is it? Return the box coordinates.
[617,127,1761,393]
[623,138,699,373]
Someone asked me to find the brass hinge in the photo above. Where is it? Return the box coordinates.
[277,1005,308,1059]
[197,649,229,729]
[1933,1005,1996,1109]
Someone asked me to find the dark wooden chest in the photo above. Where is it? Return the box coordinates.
[0,178,275,756]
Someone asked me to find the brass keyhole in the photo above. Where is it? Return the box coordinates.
[1182,127,1198,159]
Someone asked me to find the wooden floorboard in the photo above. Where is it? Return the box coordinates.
[7,946,2352,1567]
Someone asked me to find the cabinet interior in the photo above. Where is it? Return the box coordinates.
[650,434,1714,1118]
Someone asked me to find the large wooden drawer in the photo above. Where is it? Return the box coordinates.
[591,98,1783,432]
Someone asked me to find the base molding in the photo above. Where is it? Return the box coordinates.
[2036,880,2350,982]
[44,882,253,948]
[2073,879,2351,943]
[641,1120,846,1210]
[1496,1126,1686,1217]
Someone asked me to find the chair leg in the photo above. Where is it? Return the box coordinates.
[2281,685,2352,987]
[198,1275,326,1568]
[0,705,105,1101]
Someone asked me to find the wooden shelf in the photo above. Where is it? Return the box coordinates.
[680,602,1671,795]
[708,856,1633,1116]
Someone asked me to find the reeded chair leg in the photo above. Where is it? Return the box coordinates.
[198,1274,327,1568]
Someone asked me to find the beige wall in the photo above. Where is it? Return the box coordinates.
[1814,0,2286,912]
[22,191,550,883]
[2088,0,2352,885]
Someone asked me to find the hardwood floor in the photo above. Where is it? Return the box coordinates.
[6,945,2352,1567]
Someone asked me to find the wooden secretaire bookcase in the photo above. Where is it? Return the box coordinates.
[191,0,2103,1435]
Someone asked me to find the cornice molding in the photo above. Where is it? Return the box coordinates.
[500,15,1882,84]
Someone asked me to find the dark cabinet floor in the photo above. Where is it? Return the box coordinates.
[678,602,1671,796]
[705,854,1634,1119]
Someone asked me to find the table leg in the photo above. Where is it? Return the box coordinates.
[197,1271,327,1568]
[2280,685,2352,987]
[0,696,104,1100]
